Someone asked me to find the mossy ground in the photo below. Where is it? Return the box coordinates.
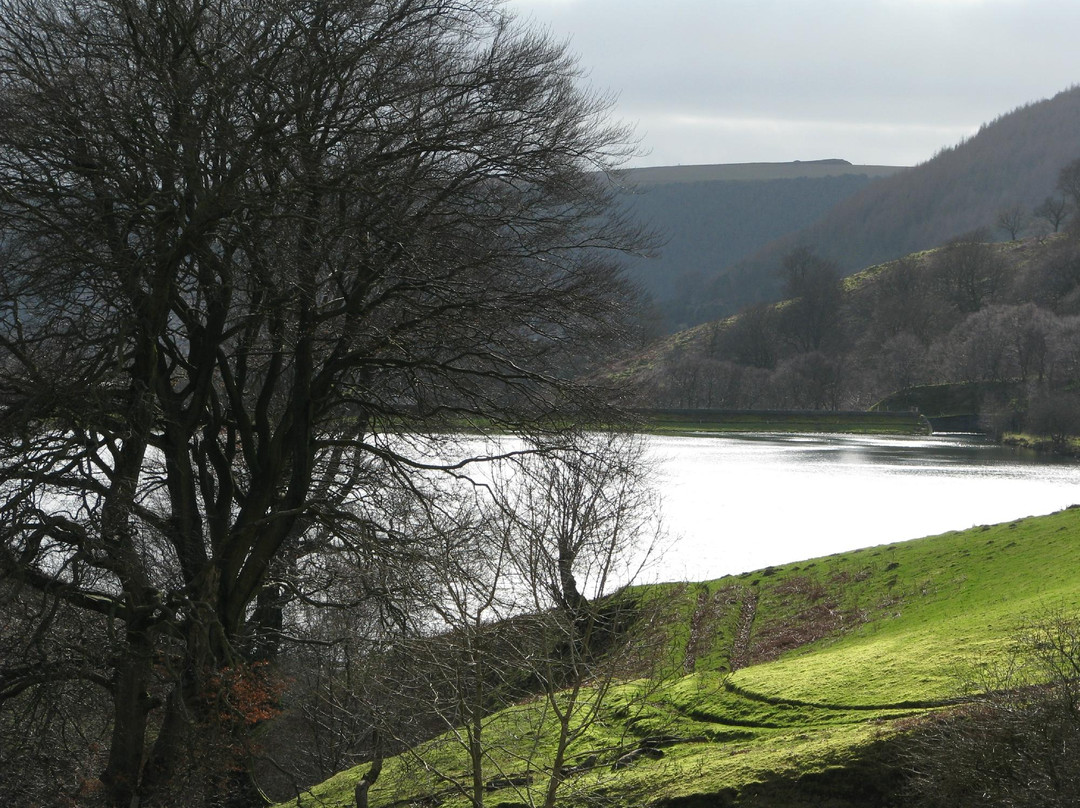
[278,508,1080,808]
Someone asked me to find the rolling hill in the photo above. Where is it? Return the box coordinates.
[280,507,1080,808]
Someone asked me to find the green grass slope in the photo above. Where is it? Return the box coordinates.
[281,507,1080,808]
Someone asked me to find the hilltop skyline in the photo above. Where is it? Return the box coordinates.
[508,0,1080,168]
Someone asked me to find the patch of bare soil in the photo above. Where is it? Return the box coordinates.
[748,575,869,665]
[729,588,759,672]
[683,585,741,673]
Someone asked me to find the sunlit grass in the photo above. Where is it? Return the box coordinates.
[279,507,1080,807]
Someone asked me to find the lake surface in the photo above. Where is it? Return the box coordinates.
[647,432,1080,583]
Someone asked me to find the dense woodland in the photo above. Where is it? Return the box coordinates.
[627,157,1080,443]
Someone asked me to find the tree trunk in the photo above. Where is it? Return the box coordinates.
[139,688,188,801]
[354,743,383,808]
[101,625,155,808]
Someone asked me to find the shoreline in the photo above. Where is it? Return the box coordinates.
[634,408,932,436]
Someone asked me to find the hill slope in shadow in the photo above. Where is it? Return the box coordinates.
[711,85,1080,316]
[617,161,905,332]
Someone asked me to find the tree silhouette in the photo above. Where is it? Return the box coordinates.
[1033,195,1071,233]
[1058,157,1080,208]
[0,0,642,804]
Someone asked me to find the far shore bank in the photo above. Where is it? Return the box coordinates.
[1002,432,1080,459]
[634,408,932,436]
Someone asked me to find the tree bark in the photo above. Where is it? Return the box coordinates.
[354,742,383,808]
[101,625,155,808]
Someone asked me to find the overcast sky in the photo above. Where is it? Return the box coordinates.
[506,0,1080,168]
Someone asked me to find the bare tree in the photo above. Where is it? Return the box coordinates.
[941,306,1019,384]
[498,431,663,808]
[995,203,1028,241]
[1005,303,1053,383]
[1057,156,1080,208]
[252,487,460,801]
[307,434,664,808]
[767,351,847,410]
[866,255,944,343]
[777,248,844,354]
[934,230,1006,313]
[722,303,782,370]
[0,0,643,804]
[872,332,927,394]
[1026,390,1080,449]
[1033,195,1072,234]
[388,493,525,808]
[0,584,115,805]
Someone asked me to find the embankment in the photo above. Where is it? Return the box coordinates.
[637,408,931,435]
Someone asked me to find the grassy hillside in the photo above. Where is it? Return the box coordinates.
[281,507,1080,808]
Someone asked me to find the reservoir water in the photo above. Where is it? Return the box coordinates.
[648,432,1080,583]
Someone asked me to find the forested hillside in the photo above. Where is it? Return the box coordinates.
[705,85,1080,316]
[621,221,1080,442]
[617,162,904,332]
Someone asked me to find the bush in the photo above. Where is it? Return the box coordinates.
[904,612,1080,807]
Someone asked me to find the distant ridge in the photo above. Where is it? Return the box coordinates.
[624,160,905,185]
[615,161,903,331]
[714,85,1080,314]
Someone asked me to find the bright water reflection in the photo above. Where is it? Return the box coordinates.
[649,432,1080,583]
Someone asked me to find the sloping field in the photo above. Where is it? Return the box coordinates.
[283,507,1080,808]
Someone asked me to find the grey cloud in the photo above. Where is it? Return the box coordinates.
[509,0,1080,165]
